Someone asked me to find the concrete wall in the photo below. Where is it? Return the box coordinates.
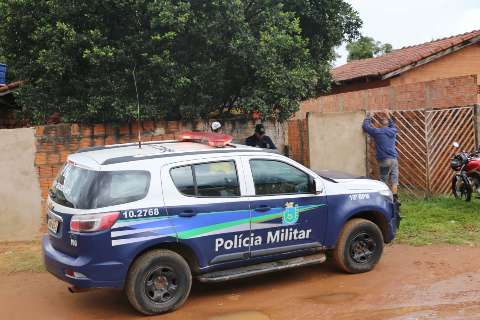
[307,111,367,176]
[0,128,41,241]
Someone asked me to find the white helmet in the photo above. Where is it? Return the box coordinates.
[211,121,222,131]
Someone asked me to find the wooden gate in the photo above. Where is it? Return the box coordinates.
[368,107,477,196]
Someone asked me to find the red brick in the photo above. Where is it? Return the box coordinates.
[94,137,105,146]
[166,121,179,132]
[60,151,69,162]
[35,126,45,137]
[71,124,80,136]
[118,124,130,136]
[81,126,92,137]
[47,153,61,165]
[131,122,142,136]
[143,120,155,132]
[105,136,117,146]
[79,138,92,148]
[52,165,62,177]
[38,165,53,177]
[35,152,47,165]
[93,123,106,136]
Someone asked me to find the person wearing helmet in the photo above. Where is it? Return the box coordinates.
[211,121,222,133]
[245,123,276,149]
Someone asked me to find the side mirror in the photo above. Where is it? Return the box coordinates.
[452,142,460,148]
[314,177,324,194]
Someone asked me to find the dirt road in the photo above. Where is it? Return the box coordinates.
[2,244,480,320]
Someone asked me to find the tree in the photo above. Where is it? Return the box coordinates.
[346,36,392,61]
[0,0,361,124]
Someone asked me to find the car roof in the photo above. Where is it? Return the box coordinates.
[68,140,273,167]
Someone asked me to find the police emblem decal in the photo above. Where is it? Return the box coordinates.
[282,202,299,224]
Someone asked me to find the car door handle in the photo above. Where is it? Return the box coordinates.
[255,205,271,212]
[178,210,197,217]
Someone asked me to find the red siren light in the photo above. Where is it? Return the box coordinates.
[180,131,233,147]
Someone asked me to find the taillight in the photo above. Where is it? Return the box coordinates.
[70,212,119,233]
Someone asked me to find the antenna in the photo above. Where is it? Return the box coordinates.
[132,66,142,148]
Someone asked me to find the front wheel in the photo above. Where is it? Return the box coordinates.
[451,175,472,202]
[333,218,384,274]
[125,249,192,315]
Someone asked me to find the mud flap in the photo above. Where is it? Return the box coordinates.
[394,199,401,229]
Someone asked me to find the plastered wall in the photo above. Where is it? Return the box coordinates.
[0,128,41,240]
[307,111,367,176]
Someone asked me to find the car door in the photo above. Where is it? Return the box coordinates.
[162,157,252,269]
[242,156,328,259]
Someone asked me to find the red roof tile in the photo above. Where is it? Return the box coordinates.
[332,29,480,83]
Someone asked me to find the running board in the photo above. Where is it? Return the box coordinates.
[197,253,326,283]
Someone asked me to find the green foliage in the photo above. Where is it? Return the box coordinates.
[346,36,392,61]
[0,0,361,124]
[396,197,480,246]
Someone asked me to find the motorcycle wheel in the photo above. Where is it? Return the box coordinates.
[451,175,472,202]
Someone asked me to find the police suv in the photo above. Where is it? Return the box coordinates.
[43,131,400,315]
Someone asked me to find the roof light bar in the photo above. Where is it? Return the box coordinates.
[180,131,233,148]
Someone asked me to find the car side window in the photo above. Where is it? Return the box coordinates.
[170,161,240,197]
[170,165,196,196]
[250,159,312,195]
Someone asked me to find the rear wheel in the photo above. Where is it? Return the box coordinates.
[333,218,384,274]
[125,249,192,315]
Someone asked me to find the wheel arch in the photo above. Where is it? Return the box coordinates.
[128,241,201,277]
[346,211,389,243]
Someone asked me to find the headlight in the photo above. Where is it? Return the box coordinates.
[378,188,393,201]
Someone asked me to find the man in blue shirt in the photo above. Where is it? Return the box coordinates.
[363,111,399,199]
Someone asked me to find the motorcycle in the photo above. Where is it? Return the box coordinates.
[450,142,480,201]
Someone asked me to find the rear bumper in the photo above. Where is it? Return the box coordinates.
[42,235,125,289]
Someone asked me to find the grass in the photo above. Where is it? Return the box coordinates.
[0,241,45,274]
[396,196,480,246]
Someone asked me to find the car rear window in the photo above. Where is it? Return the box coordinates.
[50,163,150,209]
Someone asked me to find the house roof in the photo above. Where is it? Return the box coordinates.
[332,29,480,83]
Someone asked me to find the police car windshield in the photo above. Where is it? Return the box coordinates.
[50,163,150,209]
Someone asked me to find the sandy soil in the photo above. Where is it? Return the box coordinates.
[2,244,480,320]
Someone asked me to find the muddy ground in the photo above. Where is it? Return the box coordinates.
[2,244,480,320]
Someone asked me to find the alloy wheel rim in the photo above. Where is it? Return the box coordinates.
[350,232,376,264]
[144,266,179,303]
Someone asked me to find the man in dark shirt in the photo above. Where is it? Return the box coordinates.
[245,124,276,149]
[363,111,399,199]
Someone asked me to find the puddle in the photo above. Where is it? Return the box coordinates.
[208,310,270,320]
[305,292,359,304]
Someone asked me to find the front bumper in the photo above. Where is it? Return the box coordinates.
[385,200,401,243]
[42,235,125,289]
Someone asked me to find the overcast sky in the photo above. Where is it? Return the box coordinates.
[335,0,480,66]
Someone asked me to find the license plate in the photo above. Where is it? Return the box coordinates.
[47,217,60,234]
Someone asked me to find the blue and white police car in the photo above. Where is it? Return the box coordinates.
[43,131,400,315]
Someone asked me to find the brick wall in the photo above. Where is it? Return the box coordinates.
[287,119,309,166]
[296,74,479,119]
[34,119,287,205]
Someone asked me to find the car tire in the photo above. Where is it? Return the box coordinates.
[333,218,384,274]
[125,249,192,315]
